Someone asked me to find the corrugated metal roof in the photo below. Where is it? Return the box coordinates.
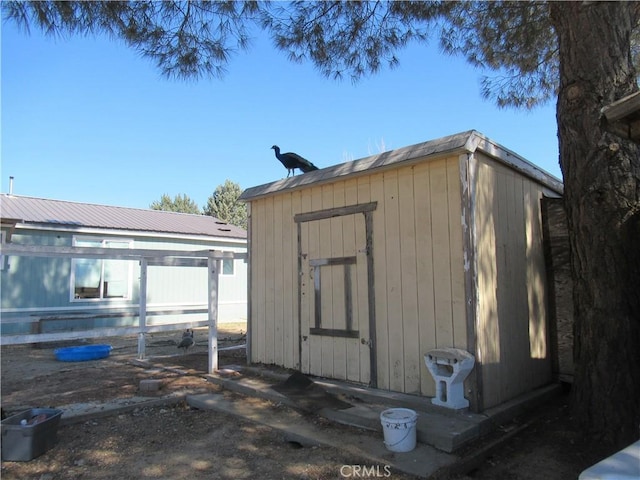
[239,130,564,201]
[0,194,246,239]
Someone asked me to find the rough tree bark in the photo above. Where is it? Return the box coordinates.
[549,2,640,447]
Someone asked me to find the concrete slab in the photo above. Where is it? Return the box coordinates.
[187,393,456,478]
[56,394,186,426]
[139,379,163,392]
[203,368,481,452]
[203,365,561,454]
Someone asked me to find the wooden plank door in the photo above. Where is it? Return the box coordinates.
[296,203,376,386]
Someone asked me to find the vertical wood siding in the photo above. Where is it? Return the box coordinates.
[370,158,466,395]
[473,154,552,409]
[249,156,467,398]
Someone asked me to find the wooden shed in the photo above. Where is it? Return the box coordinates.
[239,130,563,412]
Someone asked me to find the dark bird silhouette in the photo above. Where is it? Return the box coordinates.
[177,329,195,352]
[271,145,318,177]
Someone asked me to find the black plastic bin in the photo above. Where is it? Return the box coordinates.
[1,408,63,461]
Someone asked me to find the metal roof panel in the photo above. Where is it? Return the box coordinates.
[0,195,246,239]
[239,130,563,201]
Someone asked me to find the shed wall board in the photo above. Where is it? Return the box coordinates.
[381,168,404,392]
[252,198,265,362]
[398,166,420,394]
[272,194,285,367]
[413,162,438,396]
[472,153,552,409]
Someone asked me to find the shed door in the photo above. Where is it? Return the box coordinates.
[296,203,376,387]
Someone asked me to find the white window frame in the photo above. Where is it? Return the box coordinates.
[70,236,134,302]
[0,231,8,271]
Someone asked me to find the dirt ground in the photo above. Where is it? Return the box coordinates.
[441,391,613,480]
[1,322,614,479]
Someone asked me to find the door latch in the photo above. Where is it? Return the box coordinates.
[361,338,372,347]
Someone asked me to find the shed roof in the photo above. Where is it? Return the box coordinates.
[601,90,640,143]
[0,194,246,240]
[240,130,563,201]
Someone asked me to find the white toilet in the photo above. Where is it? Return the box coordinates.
[424,348,475,410]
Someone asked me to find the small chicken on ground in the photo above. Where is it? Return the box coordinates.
[177,329,195,352]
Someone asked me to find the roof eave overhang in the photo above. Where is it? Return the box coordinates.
[240,130,563,202]
[6,222,247,245]
[464,133,564,194]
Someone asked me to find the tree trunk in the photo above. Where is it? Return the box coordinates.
[549,2,640,448]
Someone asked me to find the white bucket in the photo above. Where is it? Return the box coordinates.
[380,408,418,452]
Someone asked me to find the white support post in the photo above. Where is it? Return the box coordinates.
[207,253,220,373]
[138,258,148,359]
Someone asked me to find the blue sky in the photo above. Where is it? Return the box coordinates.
[2,19,561,210]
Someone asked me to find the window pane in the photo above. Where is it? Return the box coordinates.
[103,240,130,297]
[76,239,101,248]
[105,240,130,249]
[74,258,101,298]
[103,259,129,297]
[222,258,234,275]
[72,237,132,300]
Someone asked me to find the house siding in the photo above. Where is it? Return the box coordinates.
[2,230,73,310]
[1,228,247,333]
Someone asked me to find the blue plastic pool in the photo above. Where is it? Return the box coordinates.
[54,344,112,362]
